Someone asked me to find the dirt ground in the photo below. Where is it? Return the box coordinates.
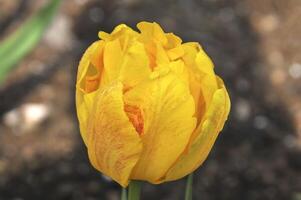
[0,0,300,200]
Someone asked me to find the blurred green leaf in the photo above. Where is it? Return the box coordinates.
[0,0,61,84]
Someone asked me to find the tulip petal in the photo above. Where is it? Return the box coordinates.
[169,60,190,86]
[155,41,170,66]
[86,82,142,187]
[188,50,220,143]
[76,91,97,146]
[167,46,184,60]
[102,39,151,89]
[76,41,104,145]
[182,42,219,132]
[195,49,218,108]
[137,21,167,45]
[165,33,182,49]
[102,39,123,84]
[164,79,230,181]
[98,24,138,43]
[77,41,104,92]
[119,41,151,89]
[123,73,197,183]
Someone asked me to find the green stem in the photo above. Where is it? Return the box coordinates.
[121,187,127,200]
[128,180,141,200]
[185,173,193,200]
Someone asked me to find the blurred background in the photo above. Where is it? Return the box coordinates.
[0,0,301,199]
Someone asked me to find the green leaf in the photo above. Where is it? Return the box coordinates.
[0,0,61,83]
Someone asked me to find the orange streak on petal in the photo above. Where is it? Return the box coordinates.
[124,105,144,135]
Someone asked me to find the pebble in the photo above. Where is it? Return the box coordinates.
[3,103,50,134]
[288,63,301,79]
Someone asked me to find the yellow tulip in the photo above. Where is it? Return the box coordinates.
[76,22,230,187]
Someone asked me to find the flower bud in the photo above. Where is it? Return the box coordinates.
[76,22,230,187]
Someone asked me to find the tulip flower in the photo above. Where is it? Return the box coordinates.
[76,21,230,199]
